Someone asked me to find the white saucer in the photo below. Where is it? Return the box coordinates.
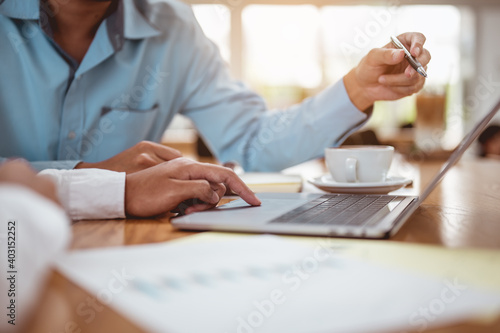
[308,175,412,194]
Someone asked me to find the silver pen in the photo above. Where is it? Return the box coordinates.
[390,35,427,78]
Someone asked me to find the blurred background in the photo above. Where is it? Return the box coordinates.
[163,0,500,161]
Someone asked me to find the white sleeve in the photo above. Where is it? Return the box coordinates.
[39,168,126,220]
[0,185,71,332]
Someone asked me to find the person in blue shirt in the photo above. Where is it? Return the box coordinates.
[0,0,430,174]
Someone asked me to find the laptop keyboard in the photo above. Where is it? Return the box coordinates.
[270,194,404,227]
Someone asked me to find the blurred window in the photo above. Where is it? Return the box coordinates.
[192,4,231,63]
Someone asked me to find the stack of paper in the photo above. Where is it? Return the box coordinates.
[55,234,500,333]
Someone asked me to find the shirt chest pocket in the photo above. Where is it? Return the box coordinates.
[92,105,160,160]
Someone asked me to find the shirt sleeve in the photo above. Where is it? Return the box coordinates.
[177,8,370,172]
[0,157,82,172]
[0,185,71,332]
[38,168,126,220]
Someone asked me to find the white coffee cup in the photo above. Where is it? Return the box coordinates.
[325,145,394,183]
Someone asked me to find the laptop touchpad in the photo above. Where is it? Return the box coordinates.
[175,193,316,225]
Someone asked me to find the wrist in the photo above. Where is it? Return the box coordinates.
[124,173,132,215]
[343,68,373,112]
[74,161,92,169]
[124,173,140,216]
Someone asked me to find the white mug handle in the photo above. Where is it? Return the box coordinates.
[345,157,358,183]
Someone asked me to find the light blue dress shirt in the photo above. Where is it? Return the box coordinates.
[0,0,368,172]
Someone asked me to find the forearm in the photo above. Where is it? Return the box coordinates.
[243,80,369,171]
[192,80,370,172]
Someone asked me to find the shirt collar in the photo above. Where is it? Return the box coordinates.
[123,0,161,39]
[107,0,125,51]
[0,0,161,40]
[0,0,40,19]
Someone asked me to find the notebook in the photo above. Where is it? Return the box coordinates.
[172,98,500,239]
[239,173,302,193]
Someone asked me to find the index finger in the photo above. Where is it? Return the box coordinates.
[187,164,261,206]
[398,32,426,58]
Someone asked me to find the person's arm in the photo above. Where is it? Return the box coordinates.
[0,162,71,333]
[0,185,71,333]
[41,157,261,219]
[174,6,429,172]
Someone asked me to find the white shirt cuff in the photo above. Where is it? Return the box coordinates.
[39,168,126,220]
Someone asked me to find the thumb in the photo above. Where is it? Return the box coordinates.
[367,48,404,66]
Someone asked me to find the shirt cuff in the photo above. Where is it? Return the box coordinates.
[39,168,126,220]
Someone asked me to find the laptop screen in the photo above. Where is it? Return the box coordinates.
[416,98,500,204]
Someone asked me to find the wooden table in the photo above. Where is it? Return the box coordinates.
[27,157,500,333]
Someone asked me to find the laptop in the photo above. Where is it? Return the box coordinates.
[172,98,500,239]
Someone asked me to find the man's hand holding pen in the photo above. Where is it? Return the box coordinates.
[343,32,431,112]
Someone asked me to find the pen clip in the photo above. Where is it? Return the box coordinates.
[390,36,404,50]
[390,36,412,59]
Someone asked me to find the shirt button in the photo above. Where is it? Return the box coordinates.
[68,131,76,140]
[76,75,82,81]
